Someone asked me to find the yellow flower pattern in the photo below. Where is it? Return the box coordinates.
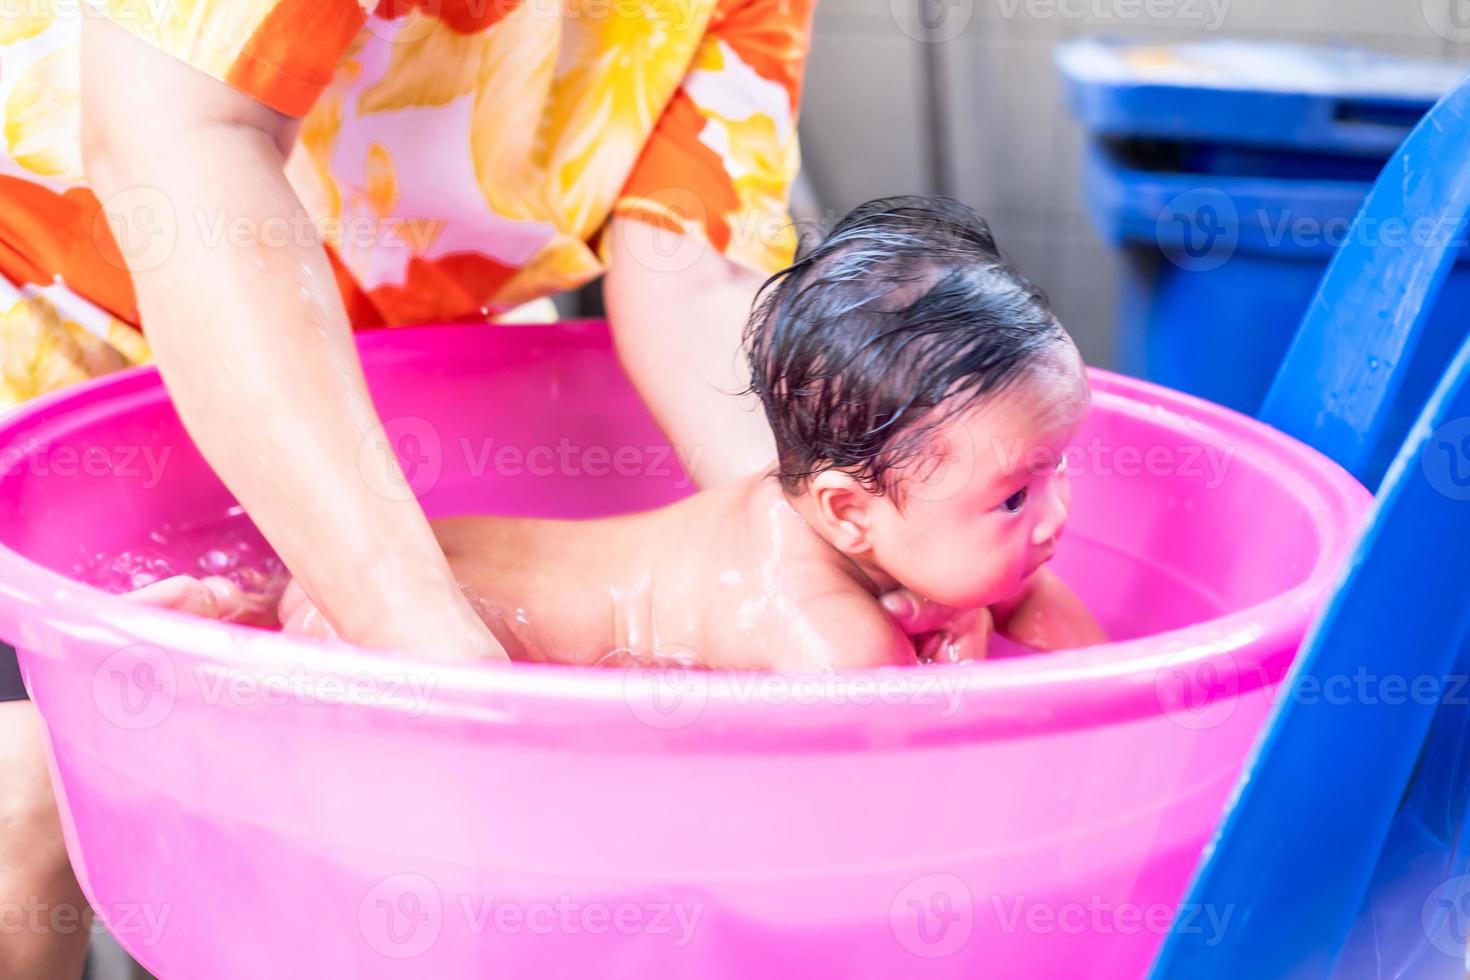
[0,290,149,410]
[0,0,814,406]
[5,46,82,182]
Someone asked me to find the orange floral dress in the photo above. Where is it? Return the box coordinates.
[0,0,814,408]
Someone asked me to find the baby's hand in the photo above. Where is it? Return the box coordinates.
[991,567,1107,650]
[879,592,992,663]
[124,575,252,621]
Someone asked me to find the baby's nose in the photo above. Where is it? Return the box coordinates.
[1031,488,1069,546]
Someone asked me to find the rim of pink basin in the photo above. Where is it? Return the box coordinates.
[0,322,1373,751]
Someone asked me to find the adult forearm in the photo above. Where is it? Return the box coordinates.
[85,130,499,658]
[604,218,777,489]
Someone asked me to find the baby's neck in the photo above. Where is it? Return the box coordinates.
[776,483,901,599]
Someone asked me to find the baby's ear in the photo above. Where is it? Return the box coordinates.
[808,469,878,554]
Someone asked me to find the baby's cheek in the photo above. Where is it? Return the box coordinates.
[961,555,1017,608]
[992,534,1031,577]
[998,552,1037,599]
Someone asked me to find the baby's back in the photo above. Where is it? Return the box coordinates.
[435,475,874,670]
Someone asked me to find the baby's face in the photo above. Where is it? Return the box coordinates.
[863,353,1091,610]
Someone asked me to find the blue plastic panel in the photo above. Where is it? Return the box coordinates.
[1058,37,1462,156]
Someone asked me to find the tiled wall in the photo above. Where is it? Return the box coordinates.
[798,0,1468,368]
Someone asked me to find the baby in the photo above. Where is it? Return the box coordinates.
[137,197,1105,669]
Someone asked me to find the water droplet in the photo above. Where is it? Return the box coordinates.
[78,513,291,627]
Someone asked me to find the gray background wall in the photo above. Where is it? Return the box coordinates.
[797,0,1470,368]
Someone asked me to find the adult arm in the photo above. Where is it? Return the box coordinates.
[604,218,777,487]
[601,0,816,487]
[80,15,504,661]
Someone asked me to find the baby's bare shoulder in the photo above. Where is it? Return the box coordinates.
[710,566,916,671]
[696,483,918,670]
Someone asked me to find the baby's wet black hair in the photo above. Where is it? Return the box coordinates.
[745,195,1074,497]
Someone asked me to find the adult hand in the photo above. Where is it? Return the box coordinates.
[990,566,1108,650]
[881,567,1107,659]
[82,16,504,662]
[879,590,993,663]
[125,574,347,645]
[126,575,252,621]
[276,579,340,640]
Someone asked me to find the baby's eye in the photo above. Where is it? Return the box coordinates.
[1000,487,1028,513]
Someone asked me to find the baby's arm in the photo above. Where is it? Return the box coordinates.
[788,582,994,671]
[990,566,1106,651]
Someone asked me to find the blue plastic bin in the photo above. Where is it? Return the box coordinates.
[1058,37,1470,418]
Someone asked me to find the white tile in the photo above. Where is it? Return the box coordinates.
[1045,231,1121,369]
[1200,0,1335,38]
[1052,111,1091,220]
[818,0,1033,44]
[1310,0,1452,43]
[798,31,931,212]
[1045,0,1238,40]
[993,0,1456,46]
[1425,0,1470,54]
[1282,29,1454,56]
[802,0,1450,380]
[941,36,1075,217]
[968,0,1077,43]
[988,220,1052,277]
[816,0,910,33]
[1445,35,1470,61]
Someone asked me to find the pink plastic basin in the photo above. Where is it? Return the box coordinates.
[0,322,1370,979]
